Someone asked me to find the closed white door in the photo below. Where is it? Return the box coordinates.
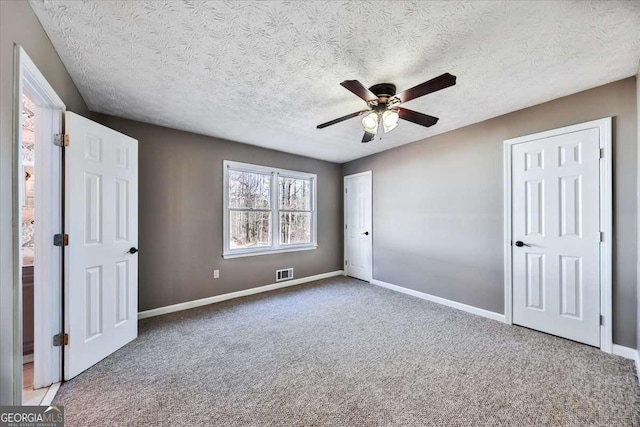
[344,172,372,281]
[64,112,138,380]
[511,127,600,346]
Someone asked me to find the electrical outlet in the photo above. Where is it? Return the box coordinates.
[213,269,219,279]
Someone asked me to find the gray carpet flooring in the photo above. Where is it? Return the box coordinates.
[54,277,640,426]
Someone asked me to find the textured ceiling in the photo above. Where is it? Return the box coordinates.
[30,1,640,163]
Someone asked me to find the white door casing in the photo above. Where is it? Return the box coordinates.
[344,172,372,282]
[64,112,138,380]
[504,118,612,350]
[11,47,66,403]
[33,104,63,389]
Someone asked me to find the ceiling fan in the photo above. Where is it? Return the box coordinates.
[317,73,456,143]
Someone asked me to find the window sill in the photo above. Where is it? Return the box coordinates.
[223,245,317,259]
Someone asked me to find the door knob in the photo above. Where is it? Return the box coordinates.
[128,247,139,254]
[362,231,369,235]
[514,241,531,247]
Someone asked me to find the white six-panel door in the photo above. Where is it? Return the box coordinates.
[511,127,601,346]
[344,172,372,282]
[64,112,138,380]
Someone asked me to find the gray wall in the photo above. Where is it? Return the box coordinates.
[91,114,343,312]
[343,77,638,349]
[0,1,90,404]
[0,3,636,408]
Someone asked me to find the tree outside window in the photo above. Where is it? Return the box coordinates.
[224,161,316,258]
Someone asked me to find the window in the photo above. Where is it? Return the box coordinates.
[223,161,317,258]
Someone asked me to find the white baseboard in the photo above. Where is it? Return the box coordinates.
[610,345,640,384]
[40,382,60,407]
[612,344,638,361]
[612,346,640,381]
[370,279,506,323]
[138,270,344,320]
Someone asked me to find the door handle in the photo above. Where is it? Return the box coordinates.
[128,247,139,254]
[362,231,369,236]
[514,241,531,247]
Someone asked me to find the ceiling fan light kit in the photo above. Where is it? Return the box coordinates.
[317,73,457,143]
[361,111,379,134]
[382,109,399,133]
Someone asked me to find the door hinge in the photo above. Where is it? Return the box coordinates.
[53,233,69,247]
[345,188,347,194]
[599,148,605,159]
[53,133,69,147]
[600,315,604,326]
[345,224,348,230]
[345,260,347,266]
[53,333,68,347]
[599,231,604,242]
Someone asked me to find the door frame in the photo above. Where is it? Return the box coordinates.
[343,171,373,282]
[11,46,65,403]
[503,117,612,353]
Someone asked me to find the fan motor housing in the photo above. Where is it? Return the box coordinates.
[369,83,397,98]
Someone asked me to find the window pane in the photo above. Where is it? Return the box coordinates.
[280,212,311,245]
[229,170,271,209]
[230,211,271,249]
[279,177,311,210]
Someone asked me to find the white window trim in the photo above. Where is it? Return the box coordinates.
[223,160,318,259]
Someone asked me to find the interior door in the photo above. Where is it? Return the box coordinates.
[344,172,372,281]
[511,127,600,346]
[64,112,138,380]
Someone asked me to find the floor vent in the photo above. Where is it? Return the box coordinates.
[276,268,294,282]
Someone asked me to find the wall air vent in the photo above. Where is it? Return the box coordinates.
[276,268,294,282]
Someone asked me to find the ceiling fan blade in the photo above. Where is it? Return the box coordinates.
[340,80,378,102]
[362,131,375,143]
[317,110,369,129]
[397,107,439,127]
[395,73,456,103]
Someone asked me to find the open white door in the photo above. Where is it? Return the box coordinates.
[64,112,138,380]
[344,172,372,282]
